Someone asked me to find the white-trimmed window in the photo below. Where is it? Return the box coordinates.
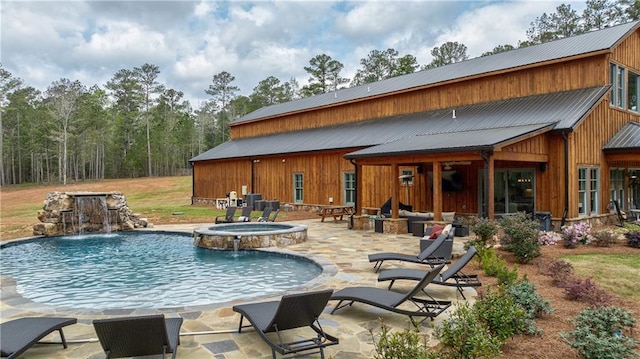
[629,70,639,113]
[343,172,355,206]
[578,166,599,216]
[610,63,625,109]
[400,169,414,185]
[293,173,303,204]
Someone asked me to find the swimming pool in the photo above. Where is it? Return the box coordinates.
[0,231,323,309]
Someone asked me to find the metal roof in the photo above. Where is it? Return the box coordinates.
[603,122,640,151]
[190,86,609,162]
[344,123,556,159]
[233,20,638,124]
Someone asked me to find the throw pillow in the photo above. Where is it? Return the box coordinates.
[429,224,445,239]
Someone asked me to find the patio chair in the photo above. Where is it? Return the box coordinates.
[378,246,481,299]
[237,206,253,222]
[330,264,451,326]
[612,200,633,227]
[257,206,273,222]
[92,314,183,359]
[232,289,339,359]
[368,229,453,272]
[0,317,77,359]
[266,208,280,222]
[215,206,237,224]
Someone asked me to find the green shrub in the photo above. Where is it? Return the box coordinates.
[470,217,499,245]
[498,212,541,263]
[371,321,434,359]
[474,287,528,342]
[591,229,618,247]
[496,263,519,286]
[506,279,554,335]
[478,247,518,285]
[435,303,502,359]
[561,306,638,359]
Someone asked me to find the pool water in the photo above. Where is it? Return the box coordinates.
[0,232,322,309]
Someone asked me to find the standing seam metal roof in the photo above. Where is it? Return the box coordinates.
[603,122,640,151]
[232,20,639,124]
[189,86,609,162]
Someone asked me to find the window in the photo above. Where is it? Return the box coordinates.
[293,173,303,204]
[400,169,414,185]
[578,167,599,216]
[610,63,625,108]
[629,70,639,113]
[343,172,355,206]
[610,169,625,211]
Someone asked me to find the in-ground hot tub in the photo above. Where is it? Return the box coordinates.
[193,222,308,249]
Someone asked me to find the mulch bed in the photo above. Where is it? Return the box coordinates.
[468,242,640,358]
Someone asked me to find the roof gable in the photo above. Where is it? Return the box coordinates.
[233,21,639,125]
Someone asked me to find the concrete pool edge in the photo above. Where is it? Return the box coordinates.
[0,227,338,316]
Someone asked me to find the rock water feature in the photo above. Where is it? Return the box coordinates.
[33,191,150,236]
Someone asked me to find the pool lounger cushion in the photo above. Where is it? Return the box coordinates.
[0,317,77,359]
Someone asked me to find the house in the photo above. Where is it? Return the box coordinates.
[190,21,640,233]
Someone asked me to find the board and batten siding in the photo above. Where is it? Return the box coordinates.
[229,56,608,140]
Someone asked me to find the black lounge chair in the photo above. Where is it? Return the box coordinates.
[215,206,237,224]
[232,289,339,359]
[93,314,183,359]
[257,206,273,222]
[378,246,481,299]
[0,317,77,359]
[330,264,452,326]
[368,231,452,272]
[237,206,253,222]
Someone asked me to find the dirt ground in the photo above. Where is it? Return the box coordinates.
[2,178,639,358]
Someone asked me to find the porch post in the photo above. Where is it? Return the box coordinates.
[392,163,399,218]
[355,161,362,215]
[433,161,442,221]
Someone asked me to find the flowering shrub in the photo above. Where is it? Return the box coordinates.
[538,231,560,245]
[561,222,592,248]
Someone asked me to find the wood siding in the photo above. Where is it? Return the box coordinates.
[230,56,608,140]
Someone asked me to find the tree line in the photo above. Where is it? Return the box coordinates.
[1,0,637,185]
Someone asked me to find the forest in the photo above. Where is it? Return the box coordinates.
[1,0,638,185]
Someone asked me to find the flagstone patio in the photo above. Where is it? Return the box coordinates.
[0,218,476,358]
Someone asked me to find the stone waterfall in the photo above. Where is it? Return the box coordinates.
[33,191,150,236]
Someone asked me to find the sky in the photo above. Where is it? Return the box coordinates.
[1,0,587,108]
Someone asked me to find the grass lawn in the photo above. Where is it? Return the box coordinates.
[561,253,640,300]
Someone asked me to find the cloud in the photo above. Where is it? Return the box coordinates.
[2,0,588,107]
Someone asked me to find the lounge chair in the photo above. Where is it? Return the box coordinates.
[0,317,77,359]
[232,289,339,359]
[378,246,481,299]
[92,314,183,359]
[257,206,273,222]
[215,206,237,224]
[368,230,453,272]
[266,208,280,222]
[237,206,253,222]
[330,264,451,326]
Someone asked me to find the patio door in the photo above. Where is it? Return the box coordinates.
[478,168,536,216]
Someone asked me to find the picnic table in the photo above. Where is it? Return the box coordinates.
[318,205,354,222]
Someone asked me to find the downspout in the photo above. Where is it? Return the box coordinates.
[480,150,490,218]
[561,131,569,227]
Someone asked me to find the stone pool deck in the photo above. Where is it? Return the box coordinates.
[1,218,476,358]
